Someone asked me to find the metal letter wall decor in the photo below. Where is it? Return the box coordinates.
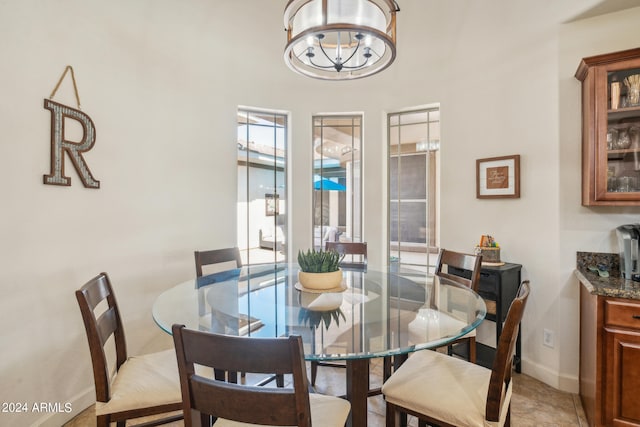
[43,66,100,188]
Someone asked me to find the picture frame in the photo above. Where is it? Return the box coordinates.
[476,155,520,199]
[265,193,279,216]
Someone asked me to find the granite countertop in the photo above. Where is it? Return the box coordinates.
[575,251,640,300]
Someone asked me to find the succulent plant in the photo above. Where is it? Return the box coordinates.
[297,249,343,273]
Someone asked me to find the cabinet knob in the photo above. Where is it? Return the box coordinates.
[633,315,640,319]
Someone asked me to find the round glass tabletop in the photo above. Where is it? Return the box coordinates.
[153,263,486,361]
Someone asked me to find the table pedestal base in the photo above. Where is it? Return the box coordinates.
[346,359,369,427]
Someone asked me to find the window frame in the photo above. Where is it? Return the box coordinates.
[237,107,289,265]
[312,113,364,250]
[387,106,440,271]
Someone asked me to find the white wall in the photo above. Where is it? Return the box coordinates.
[0,0,638,425]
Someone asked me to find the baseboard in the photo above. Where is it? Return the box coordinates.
[520,357,579,394]
[30,387,94,427]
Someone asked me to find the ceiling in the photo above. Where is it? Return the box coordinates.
[567,0,640,21]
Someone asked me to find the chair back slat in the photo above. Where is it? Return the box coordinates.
[96,307,119,347]
[190,378,300,425]
[173,325,312,427]
[194,247,242,277]
[82,274,111,309]
[485,280,530,422]
[435,248,482,291]
[180,327,294,374]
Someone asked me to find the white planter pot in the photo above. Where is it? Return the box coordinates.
[298,269,343,290]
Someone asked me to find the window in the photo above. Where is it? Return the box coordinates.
[388,108,440,272]
[312,115,362,250]
[237,108,288,265]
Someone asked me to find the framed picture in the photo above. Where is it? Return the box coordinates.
[476,155,520,199]
[265,193,279,216]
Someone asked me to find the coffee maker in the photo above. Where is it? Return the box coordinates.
[616,224,640,281]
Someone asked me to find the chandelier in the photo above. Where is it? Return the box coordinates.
[284,0,399,80]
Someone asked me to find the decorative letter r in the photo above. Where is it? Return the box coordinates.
[43,99,99,188]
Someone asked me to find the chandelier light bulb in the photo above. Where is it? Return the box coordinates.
[364,34,373,47]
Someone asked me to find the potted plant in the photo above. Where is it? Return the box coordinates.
[297,248,343,290]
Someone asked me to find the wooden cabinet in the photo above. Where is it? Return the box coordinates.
[580,285,640,426]
[449,262,522,372]
[576,48,640,206]
[603,299,640,426]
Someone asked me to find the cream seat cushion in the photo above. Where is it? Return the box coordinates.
[382,349,511,427]
[95,349,181,416]
[213,392,351,427]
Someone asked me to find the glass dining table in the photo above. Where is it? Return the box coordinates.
[152,263,486,427]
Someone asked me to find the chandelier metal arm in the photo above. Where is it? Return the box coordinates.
[335,36,363,65]
[316,34,364,72]
[338,58,370,70]
[316,40,337,66]
[306,56,342,70]
[307,55,370,71]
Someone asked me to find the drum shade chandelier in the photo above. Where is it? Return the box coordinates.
[284,0,399,80]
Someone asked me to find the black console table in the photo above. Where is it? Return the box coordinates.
[449,262,523,372]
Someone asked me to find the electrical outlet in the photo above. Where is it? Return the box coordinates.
[543,329,555,348]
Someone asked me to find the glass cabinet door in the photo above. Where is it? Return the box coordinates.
[576,48,640,206]
[604,64,640,196]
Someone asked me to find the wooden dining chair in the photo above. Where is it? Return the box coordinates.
[325,241,367,270]
[75,273,183,427]
[171,324,351,427]
[382,281,530,427]
[194,247,242,277]
[435,248,482,290]
[194,246,251,382]
[434,248,483,362]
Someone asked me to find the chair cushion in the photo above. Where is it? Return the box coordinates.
[95,349,181,416]
[213,392,351,427]
[381,350,511,427]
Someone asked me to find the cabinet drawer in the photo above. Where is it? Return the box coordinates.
[448,266,499,296]
[604,299,640,329]
[478,271,499,295]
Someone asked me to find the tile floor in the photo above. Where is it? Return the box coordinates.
[64,357,587,427]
